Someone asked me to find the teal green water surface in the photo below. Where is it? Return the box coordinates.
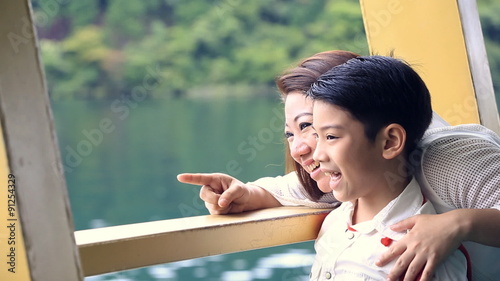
[51,97,315,281]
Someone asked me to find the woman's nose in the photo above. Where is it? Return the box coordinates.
[290,137,311,159]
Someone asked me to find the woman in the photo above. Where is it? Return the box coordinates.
[177,50,500,281]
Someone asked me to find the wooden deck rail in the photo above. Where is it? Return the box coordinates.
[75,207,331,277]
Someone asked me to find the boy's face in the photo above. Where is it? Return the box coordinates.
[312,101,387,203]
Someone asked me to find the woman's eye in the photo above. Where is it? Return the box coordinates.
[326,135,338,140]
[299,122,312,130]
[284,132,293,139]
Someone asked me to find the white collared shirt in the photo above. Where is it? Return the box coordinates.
[310,178,468,281]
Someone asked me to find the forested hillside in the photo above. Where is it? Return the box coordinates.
[32,0,500,110]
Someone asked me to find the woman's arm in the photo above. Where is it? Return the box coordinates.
[460,208,500,247]
[178,172,339,214]
[249,173,339,208]
[378,124,500,281]
[377,208,500,281]
[177,173,282,214]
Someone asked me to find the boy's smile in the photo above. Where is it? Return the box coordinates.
[323,171,342,191]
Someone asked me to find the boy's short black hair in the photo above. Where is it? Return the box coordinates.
[307,55,432,155]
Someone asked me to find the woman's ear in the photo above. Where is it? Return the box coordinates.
[380,124,406,160]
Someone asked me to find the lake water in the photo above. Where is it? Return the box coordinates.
[51,96,316,281]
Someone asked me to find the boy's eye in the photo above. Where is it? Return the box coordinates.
[299,122,312,130]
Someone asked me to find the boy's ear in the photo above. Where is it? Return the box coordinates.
[380,124,406,160]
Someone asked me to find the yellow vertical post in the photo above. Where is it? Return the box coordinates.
[0,1,83,280]
[359,0,499,133]
[0,124,30,280]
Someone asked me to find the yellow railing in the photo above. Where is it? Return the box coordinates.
[75,207,331,276]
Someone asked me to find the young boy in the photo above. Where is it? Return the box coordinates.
[307,56,468,280]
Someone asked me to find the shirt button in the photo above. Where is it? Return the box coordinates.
[346,231,355,239]
[325,272,332,279]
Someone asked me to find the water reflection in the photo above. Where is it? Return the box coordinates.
[84,247,314,281]
[51,97,315,280]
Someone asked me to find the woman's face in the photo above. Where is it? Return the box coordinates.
[284,91,330,192]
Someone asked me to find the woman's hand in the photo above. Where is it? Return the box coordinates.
[376,212,467,281]
[177,173,281,214]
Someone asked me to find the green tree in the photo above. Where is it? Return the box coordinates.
[42,26,121,99]
[478,0,500,111]
[33,0,498,105]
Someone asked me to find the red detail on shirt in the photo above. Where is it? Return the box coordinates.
[380,237,393,247]
[346,224,357,232]
[458,244,472,281]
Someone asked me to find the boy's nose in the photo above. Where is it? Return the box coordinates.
[313,142,326,163]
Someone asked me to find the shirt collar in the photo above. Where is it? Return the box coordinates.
[345,178,424,241]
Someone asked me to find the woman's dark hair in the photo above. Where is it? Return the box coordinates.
[308,55,432,155]
[275,50,360,200]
